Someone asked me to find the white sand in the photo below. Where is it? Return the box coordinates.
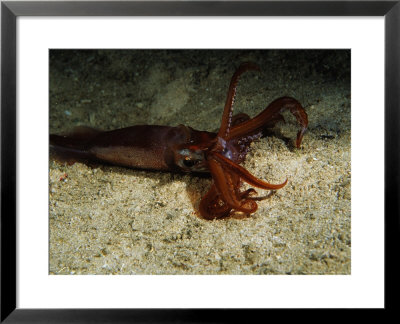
[49,50,351,274]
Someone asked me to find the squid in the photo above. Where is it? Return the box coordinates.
[50,62,308,220]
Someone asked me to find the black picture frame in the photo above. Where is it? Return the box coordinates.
[1,0,398,322]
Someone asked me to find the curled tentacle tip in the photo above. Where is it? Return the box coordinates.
[248,188,258,195]
[279,178,289,188]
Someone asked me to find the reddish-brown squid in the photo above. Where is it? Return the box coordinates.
[50,62,308,220]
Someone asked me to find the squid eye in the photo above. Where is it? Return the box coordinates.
[176,148,207,172]
[183,158,197,168]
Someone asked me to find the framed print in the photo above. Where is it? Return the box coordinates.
[1,0,398,321]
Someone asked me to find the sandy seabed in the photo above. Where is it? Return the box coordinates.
[49,50,351,274]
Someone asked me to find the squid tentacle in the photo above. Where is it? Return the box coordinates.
[212,152,288,190]
[207,158,247,211]
[199,185,230,220]
[199,182,259,220]
[208,158,259,213]
[199,63,306,220]
[218,62,260,139]
[227,96,308,148]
